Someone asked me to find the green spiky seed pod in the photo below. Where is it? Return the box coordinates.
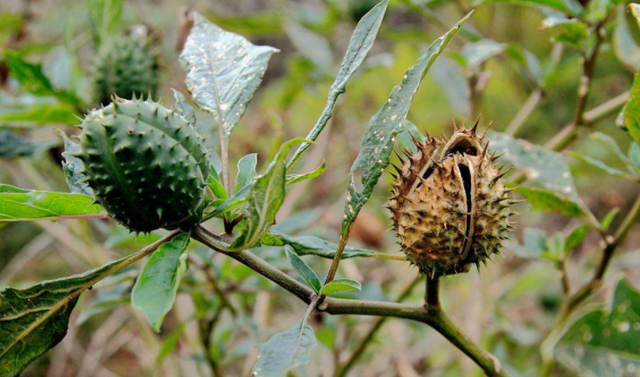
[389,121,517,276]
[76,97,209,232]
[89,34,160,105]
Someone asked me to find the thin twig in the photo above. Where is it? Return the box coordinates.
[564,192,640,315]
[192,228,510,377]
[505,89,544,136]
[191,257,238,316]
[323,224,354,289]
[333,276,423,377]
[199,305,226,377]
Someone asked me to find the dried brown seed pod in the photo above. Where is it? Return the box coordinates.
[388,120,516,276]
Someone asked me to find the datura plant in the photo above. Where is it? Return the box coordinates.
[3,1,640,377]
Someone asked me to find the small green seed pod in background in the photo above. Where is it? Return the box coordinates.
[388,122,517,276]
[89,32,160,106]
[76,97,209,232]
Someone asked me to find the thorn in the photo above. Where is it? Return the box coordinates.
[491,151,507,162]
[471,116,480,135]
[409,131,422,147]
[491,167,514,184]
[480,141,490,161]
[480,121,493,139]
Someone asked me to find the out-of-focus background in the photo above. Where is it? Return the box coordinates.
[1,0,639,376]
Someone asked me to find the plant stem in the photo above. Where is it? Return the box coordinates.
[323,224,354,287]
[505,89,544,136]
[199,306,226,377]
[425,275,440,307]
[537,186,640,377]
[333,276,423,377]
[469,73,488,120]
[544,23,606,152]
[218,129,231,195]
[564,192,640,315]
[509,90,630,187]
[427,306,505,376]
[193,258,238,316]
[192,228,511,377]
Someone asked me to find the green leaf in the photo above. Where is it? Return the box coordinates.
[619,61,640,145]
[263,230,378,259]
[564,224,590,252]
[285,161,326,186]
[0,130,56,158]
[506,228,548,259]
[272,208,322,234]
[488,131,581,202]
[230,139,304,250]
[585,0,625,23]
[0,243,155,377]
[541,16,590,50]
[0,102,78,125]
[505,45,543,87]
[601,207,620,231]
[556,279,640,376]
[570,152,636,179]
[156,324,186,364]
[3,50,81,107]
[0,185,103,222]
[343,13,471,232]
[613,7,640,72]
[87,0,124,46]
[508,226,586,261]
[207,171,229,201]
[629,142,640,168]
[172,89,196,127]
[203,184,250,221]
[320,278,362,296]
[252,318,317,377]
[284,20,333,70]
[234,153,258,194]
[59,131,94,196]
[180,13,278,139]
[473,0,583,17]
[131,233,191,333]
[288,0,389,168]
[460,39,507,71]
[591,132,634,166]
[285,246,322,293]
[546,232,565,261]
[397,120,427,151]
[516,186,585,217]
[577,132,640,177]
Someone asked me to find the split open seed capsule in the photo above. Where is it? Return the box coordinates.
[388,121,517,276]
